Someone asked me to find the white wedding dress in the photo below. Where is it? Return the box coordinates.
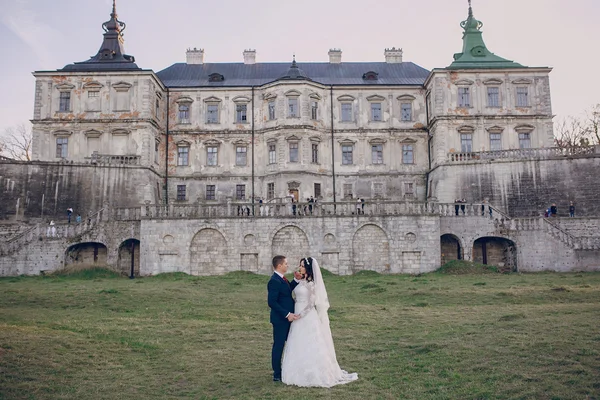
[281,259,358,388]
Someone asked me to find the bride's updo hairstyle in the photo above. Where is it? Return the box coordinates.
[302,257,315,282]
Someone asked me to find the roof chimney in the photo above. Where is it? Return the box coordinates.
[328,49,342,64]
[243,49,256,65]
[186,48,204,65]
[384,47,403,63]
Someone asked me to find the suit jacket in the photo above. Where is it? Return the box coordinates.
[267,273,299,325]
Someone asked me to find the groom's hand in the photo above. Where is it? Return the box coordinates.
[293,271,302,280]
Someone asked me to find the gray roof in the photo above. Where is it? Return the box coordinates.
[156,62,430,87]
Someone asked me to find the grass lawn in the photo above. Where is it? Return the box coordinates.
[1,267,599,400]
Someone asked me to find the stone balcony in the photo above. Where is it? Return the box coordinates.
[447,146,600,163]
[84,152,141,166]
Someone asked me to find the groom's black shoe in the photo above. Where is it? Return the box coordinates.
[273,377,282,382]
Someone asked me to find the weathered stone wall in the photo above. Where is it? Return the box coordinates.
[140,215,441,276]
[0,220,140,276]
[430,155,600,217]
[555,218,600,238]
[440,214,600,272]
[0,161,161,221]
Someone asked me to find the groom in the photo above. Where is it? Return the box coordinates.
[267,255,302,382]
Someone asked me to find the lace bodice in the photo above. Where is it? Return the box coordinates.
[294,280,316,318]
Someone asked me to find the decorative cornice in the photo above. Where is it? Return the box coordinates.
[55,83,76,91]
[483,78,503,86]
[366,95,386,102]
[112,81,132,91]
[337,95,355,102]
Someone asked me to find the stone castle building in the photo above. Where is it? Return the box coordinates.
[1,1,598,276]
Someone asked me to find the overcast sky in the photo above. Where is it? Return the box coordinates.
[0,0,598,133]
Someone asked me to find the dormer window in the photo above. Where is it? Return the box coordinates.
[362,71,379,81]
[208,73,225,82]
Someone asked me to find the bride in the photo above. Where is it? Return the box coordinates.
[281,257,358,387]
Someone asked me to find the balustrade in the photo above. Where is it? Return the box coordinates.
[447,146,598,163]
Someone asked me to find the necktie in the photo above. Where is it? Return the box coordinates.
[282,276,289,283]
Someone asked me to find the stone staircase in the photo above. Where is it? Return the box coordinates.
[0,208,106,256]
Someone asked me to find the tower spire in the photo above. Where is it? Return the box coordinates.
[60,0,139,71]
[447,1,524,69]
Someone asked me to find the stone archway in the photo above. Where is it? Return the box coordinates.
[117,239,141,277]
[190,228,229,275]
[271,226,310,268]
[65,242,108,268]
[473,236,517,271]
[352,224,390,273]
[441,234,462,265]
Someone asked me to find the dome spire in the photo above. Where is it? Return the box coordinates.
[447,0,525,69]
[60,0,139,71]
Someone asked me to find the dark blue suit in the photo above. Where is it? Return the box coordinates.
[267,272,299,380]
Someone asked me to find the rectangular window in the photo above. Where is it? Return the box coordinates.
[88,91,99,98]
[267,183,275,200]
[207,146,218,166]
[268,144,276,164]
[289,142,299,162]
[311,101,318,120]
[268,100,276,120]
[206,185,216,200]
[178,104,190,123]
[519,133,531,149]
[401,103,412,121]
[458,87,471,107]
[342,145,353,165]
[155,98,160,116]
[516,87,529,107]
[311,143,319,163]
[371,103,382,121]
[288,98,298,117]
[343,183,353,199]
[314,183,321,198]
[59,92,71,112]
[177,185,186,201]
[404,183,414,199]
[371,144,383,164]
[177,146,189,166]
[341,103,352,122]
[236,184,246,200]
[207,104,219,123]
[373,183,384,198]
[56,137,68,158]
[490,133,502,151]
[236,104,247,123]
[402,144,414,164]
[461,133,473,153]
[487,87,500,107]
[236,146,247,166]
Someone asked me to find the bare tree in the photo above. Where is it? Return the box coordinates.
[1,123,32,161]
[555,104,600,148]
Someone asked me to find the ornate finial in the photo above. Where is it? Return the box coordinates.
[461,0,482,32]
[102,0,126,37]
[291,54,297,68]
